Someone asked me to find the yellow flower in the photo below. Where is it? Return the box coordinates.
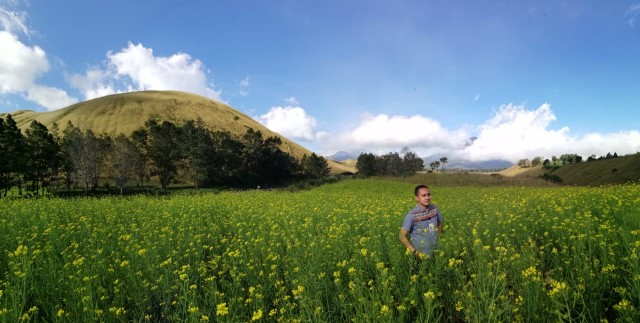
[57,309,65,317]
[423,291,436,300]
[613,299,631,312]
[252,309,263,321]
[216,303,229,316]
[379,305,390,315]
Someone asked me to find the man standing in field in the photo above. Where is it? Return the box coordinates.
[399,184,443,256]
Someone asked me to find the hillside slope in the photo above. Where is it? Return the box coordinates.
[500,153,640,186]
[1,91,354,173]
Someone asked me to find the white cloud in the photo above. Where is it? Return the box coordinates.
[26,84,79,110]
[627,3,640,27]
[318,103,640,163]
[320,113,469,156]
[69,67,118,100]
[0,30,48,93]
[108,42,222,100]
[446,103,640,162]
[258,104,317,141]
[0,7,30,36]
[0,30,78,110]
[239,76,249,96]
[70,42,223,102]
[285,97,298,105]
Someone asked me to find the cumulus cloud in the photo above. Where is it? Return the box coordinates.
[69,42,223,102]
[320,113,469,156]
[258,101,317,141]
[319,103,640,163]
[26,84,80,109]
[454,104,640,162]
[0,29,78,110]
[0,31,48,93]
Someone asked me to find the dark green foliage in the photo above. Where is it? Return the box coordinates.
[0,115,26,197]
[540,173,563,183]
[356,150,425,177]
[355,153,376,177]
[24,120,61,197]
[145,120,184,190]
[301,153,330,180]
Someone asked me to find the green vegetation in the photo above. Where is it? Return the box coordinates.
[506,152,640,186]
[0,114,328,197]
[1,179,639,321]
[355,151,424,177]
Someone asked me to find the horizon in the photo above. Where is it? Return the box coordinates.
[1,1,639,163]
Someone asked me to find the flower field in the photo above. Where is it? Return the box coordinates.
[1,179,639,322]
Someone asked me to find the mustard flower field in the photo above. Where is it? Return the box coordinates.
[1,179,639,322]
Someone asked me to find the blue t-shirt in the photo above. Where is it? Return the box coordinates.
[402,204,443,254]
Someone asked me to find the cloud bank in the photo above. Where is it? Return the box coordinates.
[318,103,640,163]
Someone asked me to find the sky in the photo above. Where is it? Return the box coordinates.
[1,0,640,163]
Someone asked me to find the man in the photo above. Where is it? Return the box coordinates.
[399,184,443,256]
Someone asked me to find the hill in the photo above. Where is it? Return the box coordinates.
[500,153,640,185]
[1,90,354,174]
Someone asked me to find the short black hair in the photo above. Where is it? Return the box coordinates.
[414,184,430,196]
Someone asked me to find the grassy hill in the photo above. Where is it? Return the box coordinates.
[500,153,640,186]
[1,90,355,174]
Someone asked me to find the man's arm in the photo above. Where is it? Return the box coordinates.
[399,228,416,253]
[437,222,442,238]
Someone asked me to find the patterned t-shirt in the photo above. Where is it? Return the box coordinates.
[402,204,443,254]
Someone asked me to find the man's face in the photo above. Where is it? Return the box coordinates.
[415,187,431,208]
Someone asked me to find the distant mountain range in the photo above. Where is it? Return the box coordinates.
[326,151,513,170]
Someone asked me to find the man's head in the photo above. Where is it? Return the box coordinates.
[414,184,431,208]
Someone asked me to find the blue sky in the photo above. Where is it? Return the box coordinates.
[1,0,640,163]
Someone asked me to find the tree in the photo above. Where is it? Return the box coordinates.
[301,153,330,180]
[531,156,543,166]
[383,152,403,176]
[439,156,448,172]
[518,159,531,167]
[63,126,111,193]
[402,151,424,175]
[24,121,61,197]
[146,120,183,190]
[110,134,137,195]
[130,128,150,187]
[181,119,214,189]
[0,115,26,197]
[240,128,298,187]
[429,161,440,172]
[209,130,244,186]
[356,153,376,177]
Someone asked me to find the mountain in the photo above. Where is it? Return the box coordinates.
[1,90,356,174]
[327,151,359,161]
[422,154,512,170]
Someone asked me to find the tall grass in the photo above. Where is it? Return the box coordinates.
[1,179,639,321]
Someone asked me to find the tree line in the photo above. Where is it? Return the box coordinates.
[355,150,425,177]
[518,152,621,168]
[0,114,330,197]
